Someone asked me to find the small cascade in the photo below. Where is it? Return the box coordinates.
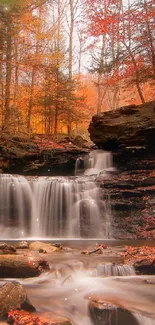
[0,174,112,238]
[135,314,155,325]
[81,150,115,176]
[96,263,135,277]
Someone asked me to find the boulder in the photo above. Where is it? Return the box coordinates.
[7,310,73,325]
[0,243,16,254]
[89,300,139,325]
[29,241,60,253]
[0,255,49,278]
[134,258,155,275]
[0,282,35,318]
[16,241,29,249]
[88,101,155,150]
[72,135,90,148]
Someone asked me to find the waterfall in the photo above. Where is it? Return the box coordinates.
[31,176,109,238]
[0,175,112,239]
[75,150,115,176]
[0,174,32,238]
[0,151,115,238]
[96,263,135,276]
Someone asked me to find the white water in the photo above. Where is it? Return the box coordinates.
[3,270,154,325]
[0,151,115,239]
[0,174,32,237]
[31,176,112,238]
[96,263,135,276]
[0,178,112,239]
[75,150,115,176]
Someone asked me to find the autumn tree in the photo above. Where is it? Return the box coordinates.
[85,0,155,108]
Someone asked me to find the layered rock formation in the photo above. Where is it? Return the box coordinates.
[89,101,155,239]
[0,134,89,175]
[89,101,155,150]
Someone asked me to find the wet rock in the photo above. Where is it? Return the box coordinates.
[134,258,155,275]
[98,170,155,239]
[0,282,35,318]
[72,135,91,148]
[29,241,59,254]
[89,300,139,325]
[88,101,155,239]
[52,243,62,248]
[16,241,29,249]
[7,310,73,325]
[0,255,49,278]
[0,243,16,254]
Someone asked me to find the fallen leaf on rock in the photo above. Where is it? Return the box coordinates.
[119,246,155,263]
[8,310,73,325]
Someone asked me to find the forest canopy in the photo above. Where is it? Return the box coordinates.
[0,0,154,135]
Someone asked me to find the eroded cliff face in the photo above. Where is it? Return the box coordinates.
[89,101,155,239]
[88,101,155,151]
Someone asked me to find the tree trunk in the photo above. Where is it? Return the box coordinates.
[0,27,4,126]
[67,0,74,135]
[13,38,19,131]
[27,67,35,132]
[97,35,105,113]
[4,20,12,128]
[54,0,61,135]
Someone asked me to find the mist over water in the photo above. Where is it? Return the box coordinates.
[5,269,154,325]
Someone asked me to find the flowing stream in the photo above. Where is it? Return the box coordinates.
[2,264,154,325]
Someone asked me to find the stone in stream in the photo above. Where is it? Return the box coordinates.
[16,241,29,249]
[29,241,60,253]
[134,258,155,275]
[7,310,73,325]
[0,243,16,254]
[0,255,49,278]
[89,300,139,325]
[0,282,35,318]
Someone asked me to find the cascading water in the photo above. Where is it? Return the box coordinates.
[96,263,135,276]
[75,150,115,176]
[0,151,113,238]
[10,270,155,325]
[31,176,112,238]
[0,174,32,237]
